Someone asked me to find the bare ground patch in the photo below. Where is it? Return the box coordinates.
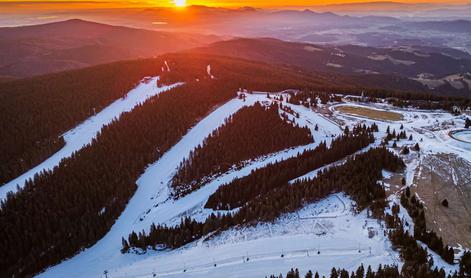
[336,105,403,121]
[414,154,471,248]
[384,172,404,196]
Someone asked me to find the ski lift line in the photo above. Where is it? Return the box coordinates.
[109,246,374,278]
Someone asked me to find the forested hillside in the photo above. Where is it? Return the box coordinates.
[123,147,404,251]
[0,54,334,277]
[205,124,376,210]
[193,38,471,97]
[0,53,329,189]
[0,60,164,186]
[172,101,313,197]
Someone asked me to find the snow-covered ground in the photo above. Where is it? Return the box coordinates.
[332,102,471,161]
[38,92,341,278]
[37,93,468,277]
[106,194,399,278]
[0,77,183,201]
[331,100,467,274]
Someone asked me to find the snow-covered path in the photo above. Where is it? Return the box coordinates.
[94,194,399,278]
[39,92,342,278]
[0,77,183,201]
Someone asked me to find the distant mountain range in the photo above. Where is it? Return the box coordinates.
[399,20,471,33]
[1,18,470,97]
[0,19,219,78]
[194,38,471,97]
[2,6,471,77]
[95,6,469,54]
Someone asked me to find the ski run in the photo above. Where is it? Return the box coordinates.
[6,83,466,277]
[0,77,182,201]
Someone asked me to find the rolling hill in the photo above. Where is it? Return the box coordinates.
[193,38,471,97]
[0,19,219,78]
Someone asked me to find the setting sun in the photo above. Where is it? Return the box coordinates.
[173,0,187,7]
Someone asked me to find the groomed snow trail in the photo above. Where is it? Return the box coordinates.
[97,194,399,278]
[38,93,466,277]
[39,92,341,278]
[0,77,183,201]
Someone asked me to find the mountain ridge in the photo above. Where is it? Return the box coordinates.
[0,19,220,77]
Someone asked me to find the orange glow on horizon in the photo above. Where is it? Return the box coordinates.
[0,0,469,15]
[2,0,470,9]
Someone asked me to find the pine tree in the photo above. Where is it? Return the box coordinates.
[356,264,365,278]
[460,251,471,276]
[330,268,339,278]
[413,143,420,151]
[465,118,471,129]
[121,237,130,253]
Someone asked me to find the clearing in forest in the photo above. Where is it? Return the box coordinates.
[336,105,403,121]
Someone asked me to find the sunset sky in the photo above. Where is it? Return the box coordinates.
[2,0,470,9]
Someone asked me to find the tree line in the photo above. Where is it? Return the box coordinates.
[400,187,455,264]
[287,89,471,114]
[384,195,464,276]
[171,101,313,197]
[268,263,457,278]
[386,206,437,275]
[205,124,377,210]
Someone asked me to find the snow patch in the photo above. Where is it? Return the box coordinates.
[367,54,416,66]
[207,64,215,79]
[304,45,323,52]
[326,63,343,68]
[164,60,171,72]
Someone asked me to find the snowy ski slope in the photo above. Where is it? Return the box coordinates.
[34,90,468,277]
[37,92,342,277]
[0,77,183,201]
